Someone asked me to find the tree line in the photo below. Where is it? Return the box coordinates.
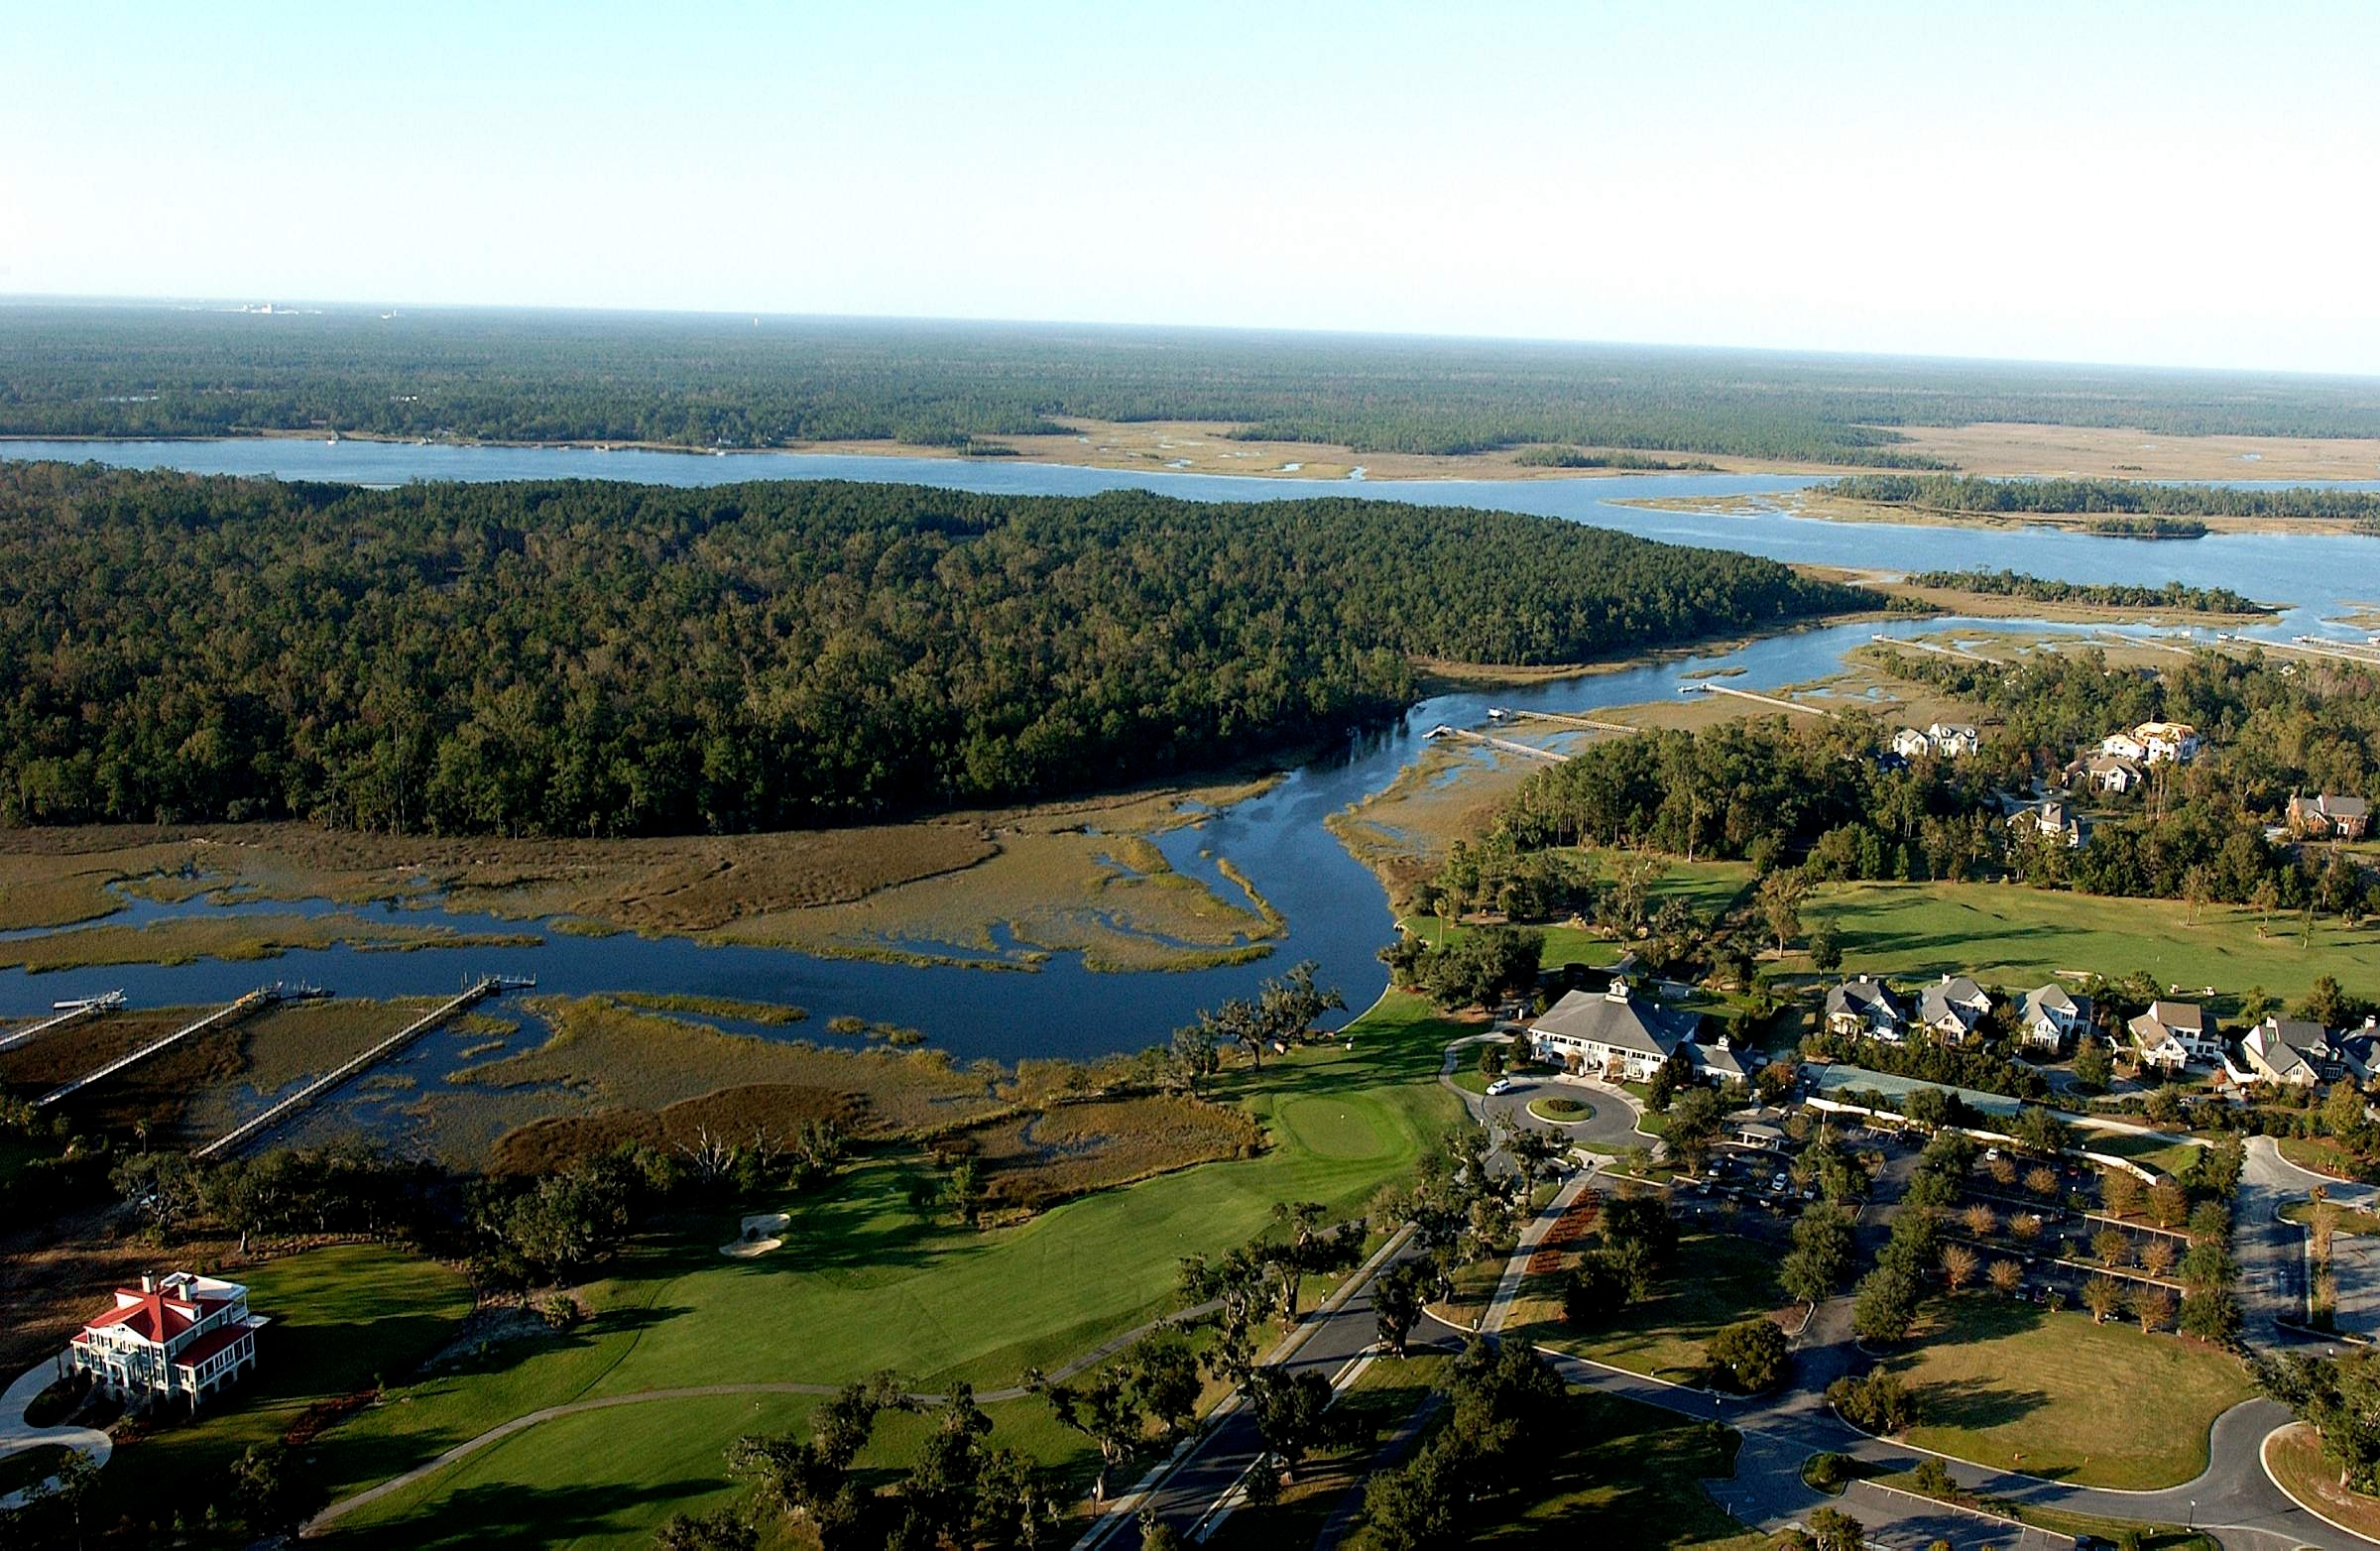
[24,307,2380,464]
[0,462,1857,835]
[1835,473,2380,530]
[1904,568,2267,615]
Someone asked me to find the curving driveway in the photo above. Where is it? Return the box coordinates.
[0,1358,111,1510]
[1439,1035,1652,1157]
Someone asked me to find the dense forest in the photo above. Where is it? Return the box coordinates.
[1487,648,2380,916]
[1833,473,2380,532]
[15,305,2380,463]
[1904,569,2269,615]
[0,462,1857,835]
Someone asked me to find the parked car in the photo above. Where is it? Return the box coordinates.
[1769,1172,1789,1194]
[1486,1077,1512,1097]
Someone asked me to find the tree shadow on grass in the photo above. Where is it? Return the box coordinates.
[1908,1374,2051,1435]
[339,1477,721,1549]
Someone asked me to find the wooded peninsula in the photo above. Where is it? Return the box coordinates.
[0,461,1858,836]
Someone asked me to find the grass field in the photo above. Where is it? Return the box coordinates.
[1882,1296,2253,1490]
[1805,881,2380,1001]
[2083,1130,2202,1181]
[1400,856,1755,973]
[1512,1232,1787,1384]
[318,992,1468,1544]
[96,1244,473,1541]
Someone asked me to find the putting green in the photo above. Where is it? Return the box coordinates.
[1275,1095,1391,1159]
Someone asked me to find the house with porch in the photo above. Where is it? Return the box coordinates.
[67,1271,267,1412]
[1916,974,1994,1042]
[2133,721,2203,765]
[2240,1016,2331,1089]
[2128,1001,2219,1073]
[1824,976,1905,1042]
[2017,984,2092,1053]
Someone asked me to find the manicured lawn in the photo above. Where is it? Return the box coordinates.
[1881,1296,2253,1490]
[2265,1421,2380,1542]
[1517,1232,1787,1384]
[1806,881,2380,999]
[101,1243,472,1539]
[2282,1197,2380,1236]
[2281,1135,2378,1183]
[2083,1129,2202,1181]
[321,992,1467,1542]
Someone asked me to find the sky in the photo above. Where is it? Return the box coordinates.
[5,1,2377,374]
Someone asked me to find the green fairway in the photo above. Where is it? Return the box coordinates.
[1517,1232,1786,1383]
[1883,1296,2253,1489]
[101,1244,472,1540]
[319,991,1467,1543]
[1806,881,2380,999]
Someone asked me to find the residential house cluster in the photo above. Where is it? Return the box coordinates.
[1826,972,2091,1056]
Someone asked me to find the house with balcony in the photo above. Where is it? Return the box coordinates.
[2128,1001,2219,1073]
[1529,980,1704,1084]
[2017,984,2091,1053]
[67,1271,267,1411]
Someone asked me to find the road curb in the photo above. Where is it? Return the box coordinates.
[2261,1421,2380,1547]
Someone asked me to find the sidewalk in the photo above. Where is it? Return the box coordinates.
[0,1356,111,1510]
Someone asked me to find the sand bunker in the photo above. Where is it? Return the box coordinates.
[720,1212,791,1259]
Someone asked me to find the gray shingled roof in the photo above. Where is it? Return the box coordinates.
[1531,987,1702,1058]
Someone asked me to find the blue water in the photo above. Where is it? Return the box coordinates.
[0,440,2366,1070]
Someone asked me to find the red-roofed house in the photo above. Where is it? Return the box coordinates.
[67,1271,265,1410]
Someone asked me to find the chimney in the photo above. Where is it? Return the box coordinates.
[140,1273,156,1295]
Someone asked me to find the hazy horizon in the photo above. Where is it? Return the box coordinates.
[8,2,2379,378]
[13,294,2380,389]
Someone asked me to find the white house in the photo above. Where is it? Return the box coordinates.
[1916,974,1993,1041]
[2128,1001,2219,1070]
[1927,722,1980,758]
[67,1272,266,1411]
[2017,984,2091,1053]
[1824,976,1906,1042]
[2100,731,2149,762]
[1529,981,1705,1083]
[2133,721,2203,765]
[1893,724,1978,760]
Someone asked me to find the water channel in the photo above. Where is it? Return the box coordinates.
[0,440,2371,1070]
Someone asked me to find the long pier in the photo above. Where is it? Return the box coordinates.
[196,975,536,1160]
[36,987,292,1108]
[1874,633,2003,666]
[1488,707,1640,736]
[1686,683,1837,719]
[0,991,124,1055]
[2216,633,2380,667]
[1424,725,1571,762]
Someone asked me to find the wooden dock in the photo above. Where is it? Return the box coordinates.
[1875,634,2003,666]
[1687,683,1837,719]
[36,987,286,1108]
[2215,633,2380,667]
[0,991,124,1055]
[1488,707,1640,736]
[195,974,536,1159]
[1425,725,1571,762]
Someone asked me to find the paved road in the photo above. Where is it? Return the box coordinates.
[0,1357,111,1510]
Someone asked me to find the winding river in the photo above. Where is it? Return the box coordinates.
[0,440,2371,1073]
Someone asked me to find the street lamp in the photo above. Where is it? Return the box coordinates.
[2187,1499,2195,1530]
